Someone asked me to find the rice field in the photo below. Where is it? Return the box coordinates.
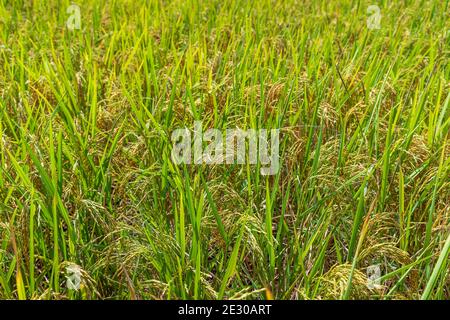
[0,0,449,300]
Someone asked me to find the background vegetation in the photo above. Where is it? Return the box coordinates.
[0,0,449,299]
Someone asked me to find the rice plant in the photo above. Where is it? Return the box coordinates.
[0,0,448,300]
